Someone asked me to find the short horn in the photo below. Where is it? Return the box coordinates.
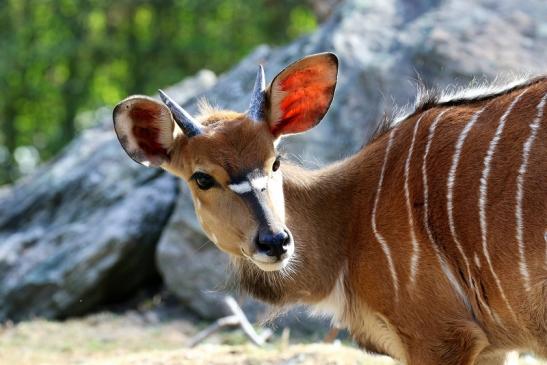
[158,89,203,137]
[248,65,266,122]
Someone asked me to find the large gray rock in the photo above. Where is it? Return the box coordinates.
[156,0,546,321]
[0,71,216,321]
[156,184,230,318]
[1,0,546,329]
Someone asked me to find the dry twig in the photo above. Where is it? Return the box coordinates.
[188,296,272,347]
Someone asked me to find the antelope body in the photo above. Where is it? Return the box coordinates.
[113,53,547,364]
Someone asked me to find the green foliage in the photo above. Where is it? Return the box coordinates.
[0,0,317,185]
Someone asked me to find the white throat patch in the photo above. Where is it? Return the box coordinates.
[310,265,348,326]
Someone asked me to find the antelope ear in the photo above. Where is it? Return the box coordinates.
[266,52,338,137]
[113,95,175,167]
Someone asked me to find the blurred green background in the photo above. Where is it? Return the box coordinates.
[0,0,317,185]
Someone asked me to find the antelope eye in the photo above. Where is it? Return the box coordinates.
[191,172,216,190]
[272,157,281,172]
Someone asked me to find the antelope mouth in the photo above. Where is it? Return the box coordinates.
[244,231,295,272]
[251,250,294,272]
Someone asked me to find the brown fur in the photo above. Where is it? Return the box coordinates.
[114,53,547,363]
[216,79,547,363]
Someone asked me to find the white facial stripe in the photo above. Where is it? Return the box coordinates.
[229,181,252,194]
[269,172,285,222]
[251,176,268,190]
[229,175,268,195]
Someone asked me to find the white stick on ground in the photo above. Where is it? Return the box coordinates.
[188,296,272,348]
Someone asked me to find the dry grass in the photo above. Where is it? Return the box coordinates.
[0,311,191,365]
[81,344,394,365]
[0,311,394,365]
[0,310,544,365]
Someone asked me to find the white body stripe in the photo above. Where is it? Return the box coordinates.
[479,91,526,320]
[422,110,469,308]
[404,115,424,287]
[474,253,481,269]
[372,128,400,302]
[515,93,547,292]
[446,107,499,317]
[544,230,547,271]
[447,108,486,282]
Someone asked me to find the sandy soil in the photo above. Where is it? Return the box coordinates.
[0,310,395,365]
[81,344,395,365]
[0,309,544,365]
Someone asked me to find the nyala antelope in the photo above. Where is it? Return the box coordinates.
[113,53,547,364]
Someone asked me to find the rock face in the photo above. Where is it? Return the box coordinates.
[155,184,231,319]
[156,0,547,319]
[1,0,546,324]
[0,71,216,321]
[163,0,546,167]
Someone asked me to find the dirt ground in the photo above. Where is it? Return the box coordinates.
[0,308,544,365]
[80,344,395,365]
[0,309,395,365]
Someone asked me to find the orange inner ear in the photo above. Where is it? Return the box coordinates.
[269,60,336,136]
[275,84,334,135]
[130,103,168,158]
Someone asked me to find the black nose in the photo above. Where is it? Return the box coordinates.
[256,230,290,258]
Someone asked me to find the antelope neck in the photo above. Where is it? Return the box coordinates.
[279,152,375,301]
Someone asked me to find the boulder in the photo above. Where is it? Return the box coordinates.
[1,0,546,329]
[0,71,216,321]
[156,0,547,321]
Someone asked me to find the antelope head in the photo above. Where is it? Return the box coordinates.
[113,53,338,272]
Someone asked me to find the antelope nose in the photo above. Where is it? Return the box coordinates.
[256,230,290,258]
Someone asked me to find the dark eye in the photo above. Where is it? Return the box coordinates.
[272,157,281,172]
[191,172,216,190]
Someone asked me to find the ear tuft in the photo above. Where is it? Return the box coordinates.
[267,52,338,137]
[113,95,175,167]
